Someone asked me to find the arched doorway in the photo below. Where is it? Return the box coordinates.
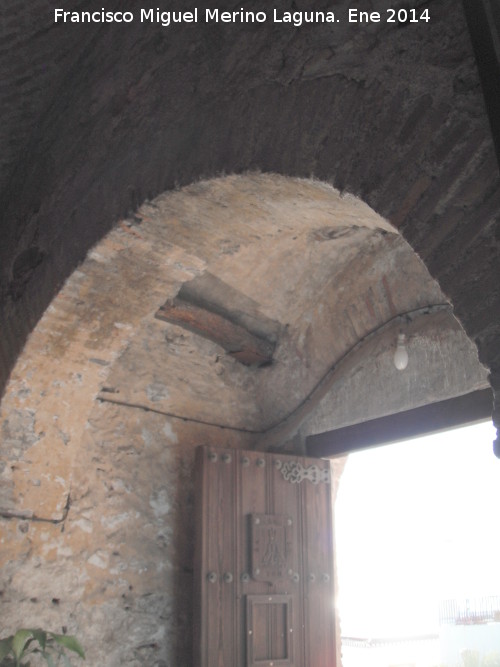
[0,175,490,664]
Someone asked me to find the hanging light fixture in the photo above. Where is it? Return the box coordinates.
[393,332,409,370]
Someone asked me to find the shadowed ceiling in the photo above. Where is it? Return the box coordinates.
[0,0,499,450]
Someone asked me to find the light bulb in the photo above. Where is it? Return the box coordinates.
[393,333,409,370]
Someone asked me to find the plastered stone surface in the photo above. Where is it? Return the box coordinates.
[1,401,254,666]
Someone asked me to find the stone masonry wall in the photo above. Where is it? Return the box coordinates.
[1,400,254,666]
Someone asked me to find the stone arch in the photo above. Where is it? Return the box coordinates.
[0,174,489,664]
[1,0,499,452]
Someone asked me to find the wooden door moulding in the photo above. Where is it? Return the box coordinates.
[246,594,294,667]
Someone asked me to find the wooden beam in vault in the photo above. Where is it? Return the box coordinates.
[155,297,275,366]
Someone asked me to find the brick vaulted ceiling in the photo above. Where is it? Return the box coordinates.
[0,0,499,450]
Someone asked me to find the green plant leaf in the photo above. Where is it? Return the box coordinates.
[61,653,73,667]
[40,651,56,667]
[48,635,85,659]
[12,630,34,660]
[27,629,46,652]
[0,636,14,661]
[0,659,16,667]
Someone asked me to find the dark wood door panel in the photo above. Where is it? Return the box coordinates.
[302,475,335,667]
[194,446,336,667]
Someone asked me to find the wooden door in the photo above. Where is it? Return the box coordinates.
[193,445,336,667]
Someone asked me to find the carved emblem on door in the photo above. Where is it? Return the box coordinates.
[250,514,293,583]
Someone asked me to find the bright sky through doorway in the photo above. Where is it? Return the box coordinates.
[335,421,500,639]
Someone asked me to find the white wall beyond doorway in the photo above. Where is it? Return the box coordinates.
[335,421,500,667]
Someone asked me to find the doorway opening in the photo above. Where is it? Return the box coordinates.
[334,421,500,667]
